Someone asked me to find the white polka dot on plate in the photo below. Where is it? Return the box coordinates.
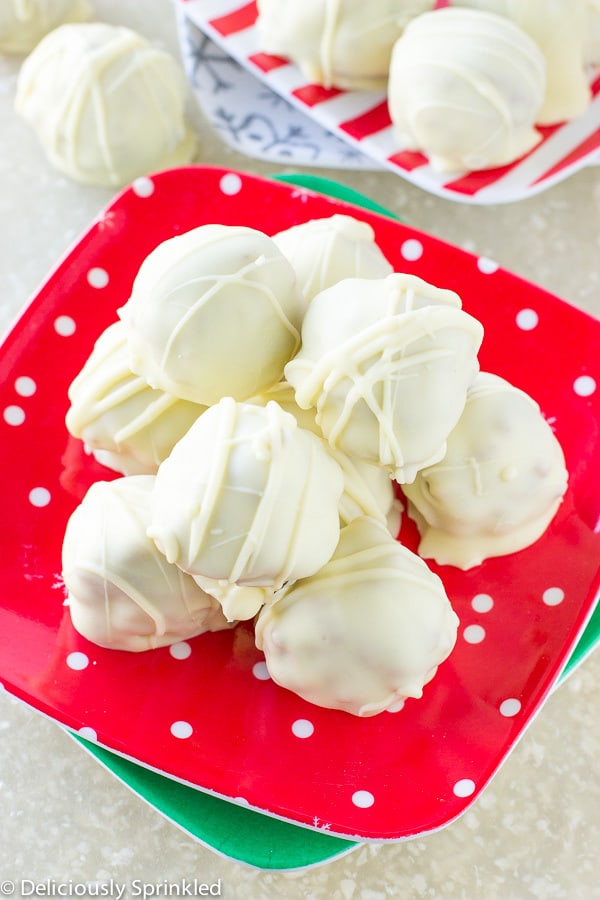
[252,661,271,681]
[291,718,314,738]
[54,315,76,336]
[542,587,564,606]
[169,641,192,660]
[453,778,476,798]
[78,726,98,741]
[463,624,486,644]
[220,172,243,196]
[400,238,423,261]
[499,698,522,718]
[170,720,193,739]
[477,256,499,274]
[66,651,89,671]
[132,176,155,198]
[471,593,494,614]
[29,487,51,507]
[4,405,25,426]
[14,376,36,397]
[352,790,375,809]
[516,308,539,331]
[573,375,596,397]
[87,267,109,289]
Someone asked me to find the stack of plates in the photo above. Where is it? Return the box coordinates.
[1,167,598,869]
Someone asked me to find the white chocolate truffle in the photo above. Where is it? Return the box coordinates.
[0,0,90,54]
[256,0,434,89]
[148,398,345,619]
[255,516,459,717]
[387,8,546,172]
[584,0,600,65]
[62,476,232,652]
[402,373,569,569]
[273,215,393,303]
[65,322,205,476]
[15,23,196,186]
[285,273,484,483]
[454,0,590,124]
[119,225,304,406]
[249,381,401,532]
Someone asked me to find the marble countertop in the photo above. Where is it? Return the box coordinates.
[1,2,599,897]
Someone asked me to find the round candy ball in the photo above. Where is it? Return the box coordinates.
[285,273,484,482]
[15,22,196,185]
[66,322,205,475]
[255,516,459,716]
[148,398,345,619]
[119,224,304,405]
[388,7,546,172]
[62,475,232,652]
[402,373,569,568]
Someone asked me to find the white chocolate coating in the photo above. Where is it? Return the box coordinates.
[119,225,304,405]
[256,0,434,90]
[285,273,484,482]
[148,398,345,618]
[402,373,569,569]
[66,322,205,476]
[273,215,393,303]
[255,516,459,717]
[249,381,401,532]
[0,0,90,54]
[455,0,590,124]
[62,476,232,652]
[388,8,546,172]
[583,0,600,65]
[15,23,196,186]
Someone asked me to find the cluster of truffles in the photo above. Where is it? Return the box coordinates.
[8,3,598,183]
[62,215,568,717]
[256,0,599,172]
[12,20,196,186]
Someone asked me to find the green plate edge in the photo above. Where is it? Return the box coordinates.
[68,171,599,871]
[558,593,600,681]
[272,171,403,220]
[71,734,357,870]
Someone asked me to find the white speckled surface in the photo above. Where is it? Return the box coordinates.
[1,2,599,896]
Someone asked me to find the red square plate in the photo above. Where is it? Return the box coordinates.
[1,166,598,840]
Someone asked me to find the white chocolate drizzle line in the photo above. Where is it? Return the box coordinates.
[182,399,307,588]
[70,360,190,446]
[293,307,479,468]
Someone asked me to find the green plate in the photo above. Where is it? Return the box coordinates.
[68,172,600,871]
